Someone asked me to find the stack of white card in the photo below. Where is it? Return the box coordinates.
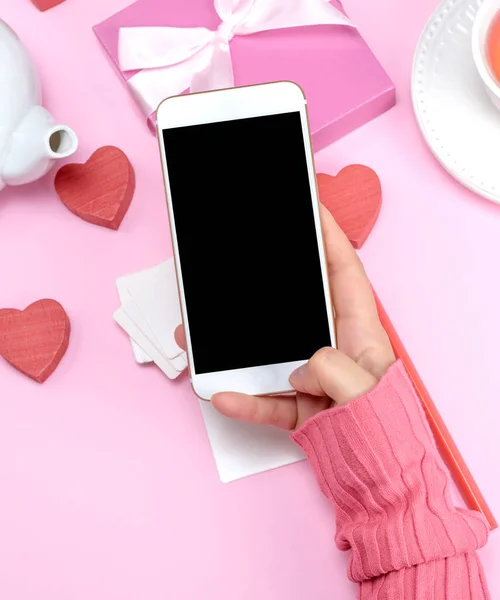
[114,260,188,379]
[114,258,304,482]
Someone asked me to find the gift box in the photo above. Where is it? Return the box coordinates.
[94,0,395,152]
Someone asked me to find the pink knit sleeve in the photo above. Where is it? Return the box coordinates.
[291,360,490,599]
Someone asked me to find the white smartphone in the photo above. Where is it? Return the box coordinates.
[157,81,335,400]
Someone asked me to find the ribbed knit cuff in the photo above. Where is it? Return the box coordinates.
[292,360,489,583]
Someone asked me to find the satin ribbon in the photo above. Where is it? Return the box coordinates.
[118,0,354,118]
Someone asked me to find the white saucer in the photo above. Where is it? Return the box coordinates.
[412,0,500,203]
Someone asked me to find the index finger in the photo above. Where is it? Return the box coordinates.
[319,204,394,373]
[319,204,378,323]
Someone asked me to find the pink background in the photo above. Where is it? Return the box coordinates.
[0,0,498,598]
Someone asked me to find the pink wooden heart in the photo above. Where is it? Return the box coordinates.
[0,299,70,383]
[317,165,382,248]
[55,146,135,230]
[31,0,66,10]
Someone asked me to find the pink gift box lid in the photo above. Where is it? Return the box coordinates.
[94,0,395,152]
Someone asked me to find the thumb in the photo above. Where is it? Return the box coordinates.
[289,348,377,407]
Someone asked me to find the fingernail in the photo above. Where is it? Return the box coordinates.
[289,365,306,384]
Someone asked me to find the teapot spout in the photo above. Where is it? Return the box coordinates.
[46,124,78,160]
[1,106,78,188]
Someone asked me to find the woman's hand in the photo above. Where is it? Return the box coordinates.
[175,205,395,430]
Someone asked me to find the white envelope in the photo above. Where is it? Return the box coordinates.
[199,400,304,483]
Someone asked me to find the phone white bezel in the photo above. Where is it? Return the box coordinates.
[157,82,336,401]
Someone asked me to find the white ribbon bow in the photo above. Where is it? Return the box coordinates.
[118,0,354,117]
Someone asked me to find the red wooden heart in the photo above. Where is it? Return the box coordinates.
[0,300,70,383]
[55,146,135,230]
[317,165,382,249]
[31,0,66,11]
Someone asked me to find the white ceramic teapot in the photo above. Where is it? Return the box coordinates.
[0,20,78,192]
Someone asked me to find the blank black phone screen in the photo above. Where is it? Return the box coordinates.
[162,112,332,374]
